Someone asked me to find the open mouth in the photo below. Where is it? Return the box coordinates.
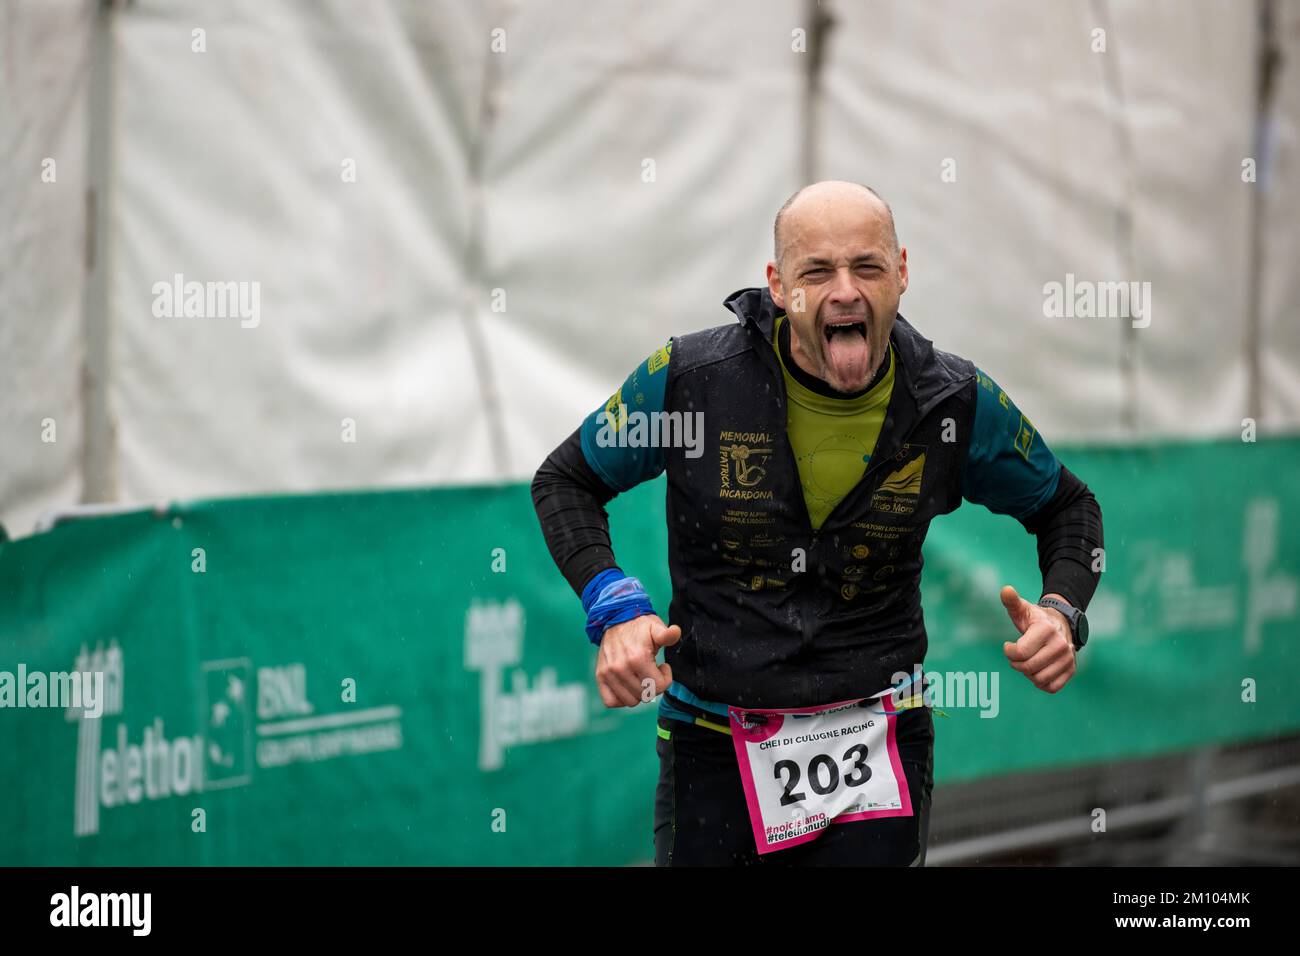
[823,320,868,343]
[821,314,873,385]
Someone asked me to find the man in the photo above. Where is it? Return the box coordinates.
[531,181,1104,866]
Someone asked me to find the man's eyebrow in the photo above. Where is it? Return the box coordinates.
[797,252,887,269]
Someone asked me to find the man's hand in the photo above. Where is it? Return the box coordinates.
[595,613,682,708]
[1000,585,1076,694]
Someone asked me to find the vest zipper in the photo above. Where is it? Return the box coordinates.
[791,375,973,690]
[759,318,974,703]
[766,347,820,697]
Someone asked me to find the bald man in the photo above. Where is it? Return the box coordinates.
[532,181,1104,866]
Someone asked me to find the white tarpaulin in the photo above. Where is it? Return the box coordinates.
[819,0,1257,442]
[1,0,1296,537]
[1109,0,1256,438]
[1262,0,1300,428]
[111,0,494,503]
[0,0,92,538]
[479,0,807,474]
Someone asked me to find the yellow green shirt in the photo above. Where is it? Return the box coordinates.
[772,314,896,531]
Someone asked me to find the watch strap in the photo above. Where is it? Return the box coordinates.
[1038,597,1084,651]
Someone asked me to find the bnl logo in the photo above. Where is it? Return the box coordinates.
[464,599,587,772]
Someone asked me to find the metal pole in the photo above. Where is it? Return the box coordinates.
[801,0,834,184]
[80,0,122,503]
[1090,0,1140,435]
[1244,0,1280,425]
[460,0,511,477]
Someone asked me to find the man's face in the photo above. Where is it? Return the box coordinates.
[766,196,908,393]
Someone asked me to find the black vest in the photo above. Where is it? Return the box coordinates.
[661,287,979,708]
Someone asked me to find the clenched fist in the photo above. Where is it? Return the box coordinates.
[595,614,681,708]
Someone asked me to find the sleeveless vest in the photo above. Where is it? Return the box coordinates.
[660,287,978,708]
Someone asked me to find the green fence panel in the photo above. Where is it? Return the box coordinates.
[1,437,1296,864]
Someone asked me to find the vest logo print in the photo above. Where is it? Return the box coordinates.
[870,446,927,515]
[1014,413,1036,461]
[718,430,775,500]
[730,445,771,487]
[647,343,671,375]
[603,388,625,431]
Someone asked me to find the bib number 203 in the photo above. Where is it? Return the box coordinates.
[775,743,871,805]
[728,697,911,854]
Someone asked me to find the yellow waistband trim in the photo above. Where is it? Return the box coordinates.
[694,716,732,735]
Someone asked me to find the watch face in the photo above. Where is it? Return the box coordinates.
[1076,611,1089,646]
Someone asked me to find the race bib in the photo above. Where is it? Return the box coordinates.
[728,691,911,855]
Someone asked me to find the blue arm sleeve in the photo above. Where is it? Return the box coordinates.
[581,568,656,645]
[578,340,672,492]
[961,369,1062,520]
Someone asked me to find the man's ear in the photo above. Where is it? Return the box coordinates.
[897,246,909,296]
[766,261,786,309]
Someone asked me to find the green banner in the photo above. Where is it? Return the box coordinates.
[1,436,1297,865]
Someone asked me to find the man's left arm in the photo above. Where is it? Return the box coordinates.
[961,369,1105,693]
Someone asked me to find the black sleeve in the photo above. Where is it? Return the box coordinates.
[1018,463,1104,611]
[530,427,621,597]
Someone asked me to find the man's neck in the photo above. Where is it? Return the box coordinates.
[778,315,890,399]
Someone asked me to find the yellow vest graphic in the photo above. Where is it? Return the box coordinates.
[877,452,926,496]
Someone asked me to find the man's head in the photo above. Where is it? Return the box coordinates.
[767,181,907,394]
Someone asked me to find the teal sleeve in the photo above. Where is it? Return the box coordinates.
[578,340,672,492]
[961,368,1061,520]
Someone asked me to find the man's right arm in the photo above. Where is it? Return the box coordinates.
[531,341,681,707]
[530,426,623,597]
[529,339,673,596]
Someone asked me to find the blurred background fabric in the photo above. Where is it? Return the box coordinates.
[4,0,1298,536]
[2,0,1298,867]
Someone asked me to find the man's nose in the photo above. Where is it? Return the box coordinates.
[827,268,861,303]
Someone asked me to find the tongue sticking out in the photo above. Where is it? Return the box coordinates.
[825,325,872,386]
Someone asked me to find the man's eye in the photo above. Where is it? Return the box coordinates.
[803,269,828,279]
[857,264,881,273]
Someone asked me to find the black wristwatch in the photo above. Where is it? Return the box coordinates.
[1038,597,1089,651]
